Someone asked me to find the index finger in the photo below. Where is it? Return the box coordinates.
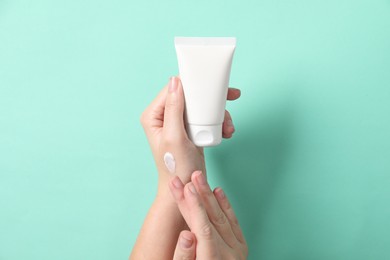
[140,83,168,132]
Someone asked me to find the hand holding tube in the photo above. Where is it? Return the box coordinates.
[140,76,240,184]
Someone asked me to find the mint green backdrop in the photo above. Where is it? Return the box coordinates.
[1,0,389,259]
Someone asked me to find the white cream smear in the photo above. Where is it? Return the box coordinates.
[163,152,176,174]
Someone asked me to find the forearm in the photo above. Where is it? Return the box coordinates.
[130,181,186,260]
[130,150,206,259]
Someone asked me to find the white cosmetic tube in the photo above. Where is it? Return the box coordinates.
[175,37,236,147]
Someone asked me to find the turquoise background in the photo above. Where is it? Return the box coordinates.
[1,0,389,259]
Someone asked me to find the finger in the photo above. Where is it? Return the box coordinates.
[214,187,246,244]
[173,230,196,260]
[140,84,168,131]
[192,171,238,248]
[227,88,241,101]
[163,76,186,141]
[222,110,235,139]
[169,176,190,222]
[170,176,212,235]
[149,84,169,112]
[184,182,214,237]
[173,179,220,256]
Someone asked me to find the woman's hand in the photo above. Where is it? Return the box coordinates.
[170,171,248,260]
[140,76,241,185]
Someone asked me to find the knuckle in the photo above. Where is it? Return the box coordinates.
[230,215,239,226]
[212,211,227,226]
[165,97,177,110]
[198,184,213,196]
[200,224,213,240]
[224,200,232,211]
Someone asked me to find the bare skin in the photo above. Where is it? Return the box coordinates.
[130,77,242,260]
[171,171,248,260]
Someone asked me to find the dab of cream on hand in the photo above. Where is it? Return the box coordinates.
[164,152,176,174]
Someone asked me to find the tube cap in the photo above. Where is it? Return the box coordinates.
[186,124,222,147]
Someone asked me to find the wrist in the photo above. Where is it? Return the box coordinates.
[153,179,187,228]
[155,176,179,208]
[156,163,207,185]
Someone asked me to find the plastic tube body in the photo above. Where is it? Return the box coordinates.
[175,37,236,147]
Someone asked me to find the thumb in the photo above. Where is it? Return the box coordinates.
[163,76,186,139]
[173,231,196,260]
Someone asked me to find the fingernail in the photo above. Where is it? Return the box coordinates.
[216,188,225,199]
[227,119,234,127]
[195,171,207,185]
[188,183,197,194]
[172,177,183,189]
[180,234,193,248]
[169,77,177,93]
